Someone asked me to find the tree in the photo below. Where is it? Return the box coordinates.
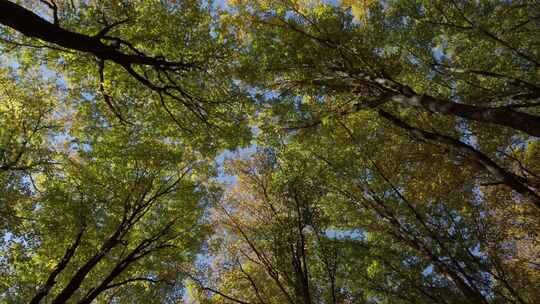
[1,123,208,303]
[222,0,540,210]
[1,1,538,303]
[0,0,252,152]
[0,65,61,234]
[226,0,540,132]
[198,141,538,303]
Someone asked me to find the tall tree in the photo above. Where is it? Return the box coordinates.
[198,140,538,303]
[1,123,208,303]
[0,0,252,152]
[0,65,61,234]
[221,0,540,209]
[1,1,538,303]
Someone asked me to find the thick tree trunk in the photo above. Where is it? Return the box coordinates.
[50,236,120,304]
[348,72,540,137]
[77,249,142,304]
[29,227,85,304]
[389,92,540,137]
[0,0,187,68]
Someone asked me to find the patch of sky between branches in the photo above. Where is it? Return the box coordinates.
[214,142,257,186]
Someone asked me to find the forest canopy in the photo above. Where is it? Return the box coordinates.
[0,0,539,303]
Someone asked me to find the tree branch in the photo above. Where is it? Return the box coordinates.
[378,110,540,208]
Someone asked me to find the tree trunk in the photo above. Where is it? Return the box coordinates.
[29,227,85,304]
[50,237,120,304]
[0,0,188,68]
[389,92,540,137]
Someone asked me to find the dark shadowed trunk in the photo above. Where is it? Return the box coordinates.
[0,0,191,68]
[29,226,85,304]
[388,91,540,137]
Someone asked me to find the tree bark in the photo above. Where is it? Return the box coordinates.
[0,0,189,68]
[343,69,540,137]
[50,237,120,304]
[29,226,85,304]
[389,92,540,137]
[77,246,146,304]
